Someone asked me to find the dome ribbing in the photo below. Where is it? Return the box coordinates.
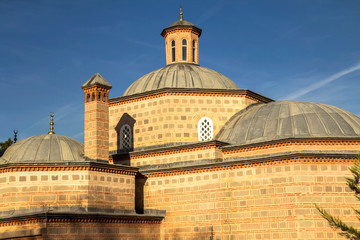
[123,63,239,96]
[1,134,84,163]
[216,101,360,146]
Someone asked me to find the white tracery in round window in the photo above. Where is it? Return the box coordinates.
[198,117,213,141]
[120,124,132,150]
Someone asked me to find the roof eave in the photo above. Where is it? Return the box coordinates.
[81,83,112,90]
[161,25,202,37]
[109,88,274,105]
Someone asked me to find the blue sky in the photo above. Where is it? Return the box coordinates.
[1,0,359,143]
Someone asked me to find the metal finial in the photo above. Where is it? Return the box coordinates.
[180,4,183,21]
[48,112,55,134]
[13,130,18,143]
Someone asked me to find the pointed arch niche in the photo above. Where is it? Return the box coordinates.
[115,113,136,152]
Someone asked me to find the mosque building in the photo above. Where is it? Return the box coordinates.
[1,8,360,240]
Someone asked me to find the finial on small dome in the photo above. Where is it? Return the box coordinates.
[180,4,183,21]
[13,130,18,143]
[48,112,55,134]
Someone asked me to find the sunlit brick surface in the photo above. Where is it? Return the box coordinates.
[144,160,360,239]
[109,94,258,152]
[0,222,161,239]
[0,170,135,213]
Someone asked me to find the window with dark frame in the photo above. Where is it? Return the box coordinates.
[171,40,176,62]
[182,39,187,61]
[192,40,196,62]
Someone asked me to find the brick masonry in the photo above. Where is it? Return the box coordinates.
[143,159,360,239]
[163,30,200,65]
[84,86,110,161]
[0,170,135,213]
[0,222,161,239]
[109,94,258,151]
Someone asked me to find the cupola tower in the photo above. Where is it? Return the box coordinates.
[82,73,112,161]
[161,6,202,65]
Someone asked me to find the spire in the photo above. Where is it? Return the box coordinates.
[48,112,55,135]
[180,4,183,21]
[13,130,18,143]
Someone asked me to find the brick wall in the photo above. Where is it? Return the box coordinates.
[143,159,360,239]
[224,140,360,159]
[127,144,223,167]
[0,170,135,213]
[84,100,109,161]
[43,222,161,239]
[115,139,360,169]
[164,30,199,65]
[0,222,161,239]
[88,171,135,210]
[0,223,45,240]
[109,94,257,152]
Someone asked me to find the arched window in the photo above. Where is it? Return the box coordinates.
[98,92,101,101]
[182,39,187,61]
[120,124,132,150]
[87,94,90,102]
[192,40,196,62]
[171,40,176,62]
[198,117,213,141]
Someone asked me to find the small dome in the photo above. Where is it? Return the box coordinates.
[169,20,195,27]
[1,134,84,164]
[123,63,239,96]
[216,101,360,146]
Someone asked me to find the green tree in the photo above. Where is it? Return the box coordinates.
[0,138,13,150]
[315,158,360,240]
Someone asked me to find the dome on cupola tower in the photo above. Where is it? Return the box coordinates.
[168,19,196,28]
[160,6,202,65]
[123,6,240,97]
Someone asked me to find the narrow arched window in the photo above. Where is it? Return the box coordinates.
[198,117,213,141]
[98,92,101,101]
[92,93,95,101]
[87,94,90,102]
[192,40,196,62]
[182,39,187,61]
[120,124,132,150]
[171,40,176,62]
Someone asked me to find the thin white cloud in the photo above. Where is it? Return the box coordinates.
[55,103,82,121]
[284,63,360,100]
[124,38,163,50]
[72,131,84,141]
[27,102,82,130]
[195,2,228,25]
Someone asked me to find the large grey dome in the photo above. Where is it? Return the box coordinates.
[216,101,360,146]
[123,63,239,96]
[1,134,84,164]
